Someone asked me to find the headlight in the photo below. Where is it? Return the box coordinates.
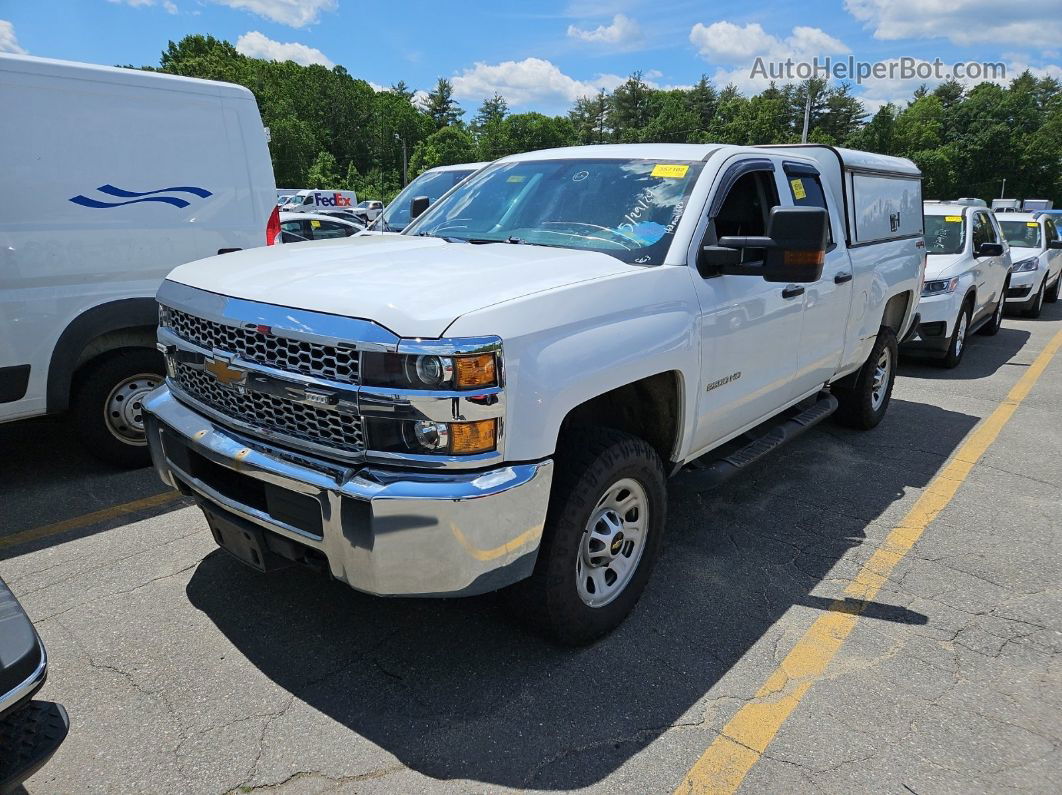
[921,277,959,296]
[1011,257,1039,272]
[365,417,497,455]
[362,351,498,390]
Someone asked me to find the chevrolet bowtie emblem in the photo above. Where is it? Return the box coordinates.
[204,357,247,386]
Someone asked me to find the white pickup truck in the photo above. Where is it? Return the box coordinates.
[143,144,924,644]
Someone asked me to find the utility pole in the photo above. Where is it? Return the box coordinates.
[394,132,407,187]
[801,83,813,143]
[1000,178,1006,199]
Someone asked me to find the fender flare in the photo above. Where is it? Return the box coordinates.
[47,298,159,413]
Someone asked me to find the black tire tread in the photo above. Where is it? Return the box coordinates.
[833,327,897,430]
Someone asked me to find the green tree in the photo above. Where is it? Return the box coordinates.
[305,151,341,188]
[423,78,464,129]
[608,72,655,141]
[569,90,610,144]
[409,126,477,175]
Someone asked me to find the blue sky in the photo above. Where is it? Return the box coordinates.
[2,0,1060,115]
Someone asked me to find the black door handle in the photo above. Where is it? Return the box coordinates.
[782,285,805,299]
[834,271,853,284]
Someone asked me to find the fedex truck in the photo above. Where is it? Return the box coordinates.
[284,189,358,213]
[0,53,278,466]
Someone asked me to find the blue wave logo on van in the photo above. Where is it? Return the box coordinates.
[69,184,213,209]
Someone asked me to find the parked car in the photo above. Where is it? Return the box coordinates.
[1021,199,1053,212]
[143,143,923,644]
[999,213,1062,317]
[902,203,1011,367]
[992,198,1023,213]
[284,189,358,213]
[369,162,488,233]
[0,53,276,467]
[279,211,363,242]
[351,200,384,223]
[276,189,301,206]
[0,577,69,792]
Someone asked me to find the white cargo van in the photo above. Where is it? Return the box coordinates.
[285,189,358,213]
[0,53,277,466]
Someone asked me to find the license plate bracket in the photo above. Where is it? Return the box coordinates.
[200,502,293,573]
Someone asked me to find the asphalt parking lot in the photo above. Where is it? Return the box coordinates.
[3,304,1060,794]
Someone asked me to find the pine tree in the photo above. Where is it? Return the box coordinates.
[423,78,464,129]
[389,80,415,102]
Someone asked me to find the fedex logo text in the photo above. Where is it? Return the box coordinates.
[314,192,352,207]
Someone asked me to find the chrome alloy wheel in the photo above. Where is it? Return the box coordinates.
[870,346,891,412]
[104,373,160,446]
[576,478,649,608]
[954,310,969,357]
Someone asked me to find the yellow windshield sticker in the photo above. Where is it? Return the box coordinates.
[1027,222,1039,227]
[790,178,807,200]
[310,219,321,229]
[651,163,689,178]
[506,175,526,183]
[944,215,962,222]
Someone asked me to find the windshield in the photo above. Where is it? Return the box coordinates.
[924,214,965,255]
[999,220,1042,248]
[376,169,474,232]
[404,159,704,264]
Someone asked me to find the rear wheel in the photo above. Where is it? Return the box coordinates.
[939,303,971,369]
[833,327,897,430]
[512,427,666,645]
[72,349,164,468]
[977,282,1007,336]
[1024,279,1046,318]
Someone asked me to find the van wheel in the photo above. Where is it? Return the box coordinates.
[512,427,666,646]
[1045,275,1060,304]
[977,282,1007,336]
[1024,280,1046,318]
[833,327,897,430]
[72,349,164,468]
[939,303,971,369]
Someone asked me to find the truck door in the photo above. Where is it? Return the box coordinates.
[687,158,806,452]
[781,162,854,392]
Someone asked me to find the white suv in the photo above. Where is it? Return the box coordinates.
[903,203,1011,368]
[998,213,1062,317]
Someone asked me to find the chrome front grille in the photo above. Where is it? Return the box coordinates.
[171,362,364,454]
[166,308,360,385]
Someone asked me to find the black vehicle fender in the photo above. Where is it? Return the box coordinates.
[47,298,159,414]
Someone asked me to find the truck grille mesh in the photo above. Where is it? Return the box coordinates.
[172,362,364,454]
[166,308,360,385]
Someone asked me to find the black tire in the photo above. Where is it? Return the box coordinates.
[511,427,667,646]
[1024,279,1046,318]
[977,281,1007,336]
[938,302,972,369]
[72,349,164,468]
[1046,274,1060,304]
[833,327,898,430]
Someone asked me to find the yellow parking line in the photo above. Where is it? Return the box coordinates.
[675,326,1062,795]
[0,490,182,551]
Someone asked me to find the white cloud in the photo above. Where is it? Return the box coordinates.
[567,13,644,49]
[211,0,337,29]
[451,57,625,107]
[107,0,178,13]
[690,21,849,64]
[235,31,334,67]
[845,0,1062,50]
[0,20,26,54]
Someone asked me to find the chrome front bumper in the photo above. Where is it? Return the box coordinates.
[143,387,554,597]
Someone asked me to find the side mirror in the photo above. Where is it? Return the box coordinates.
[1048,239,1062,250]
[698,206,829,283]
[975,242,1004,257]
[409,195,430,220]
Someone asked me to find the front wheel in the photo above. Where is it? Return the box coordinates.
[72,349,164,468]
[512,427,666,645]
[939,303,971,369]
[977,282,1007,336]
[1024,279,1046,318]
[1045,274,1060,304]
[833,327,897,430]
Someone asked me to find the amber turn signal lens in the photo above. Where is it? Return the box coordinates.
[449,419,497,454]
[454,353,497,388]
[783,249,825,266]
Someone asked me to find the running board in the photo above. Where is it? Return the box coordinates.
[677,391,839,491]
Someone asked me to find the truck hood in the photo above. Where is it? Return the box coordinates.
[166,234,635,338]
